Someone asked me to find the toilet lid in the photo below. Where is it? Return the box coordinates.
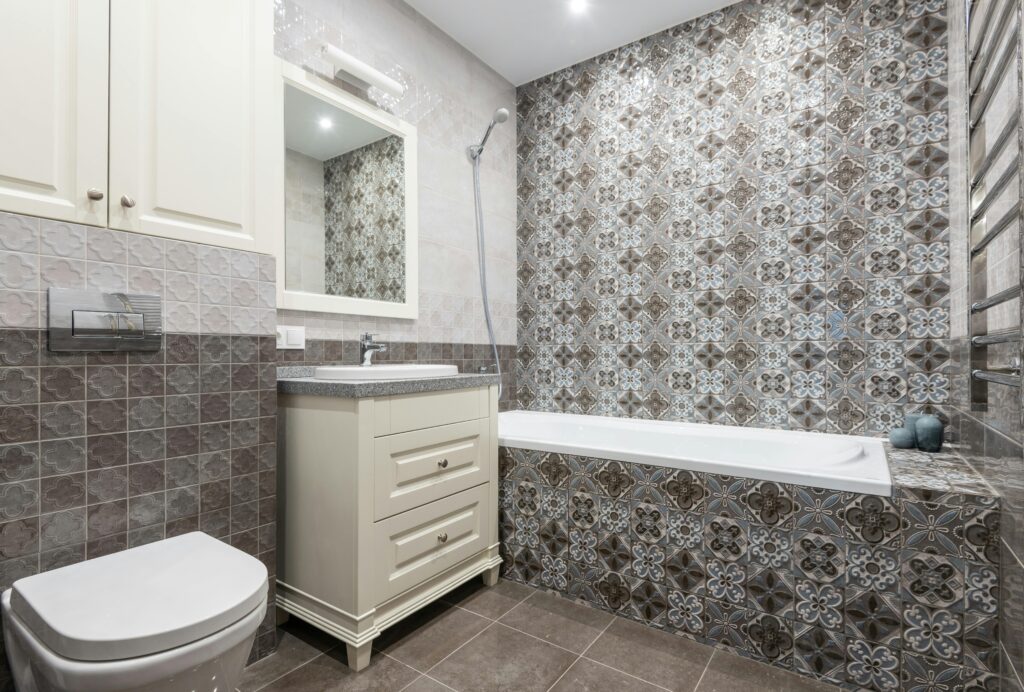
[10,532,268,661]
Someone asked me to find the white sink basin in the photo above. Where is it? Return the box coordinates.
[313,364,459,381]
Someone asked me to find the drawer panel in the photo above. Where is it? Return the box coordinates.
[372,483,490,603]
[373,387,489,436]
[374,419,491,520]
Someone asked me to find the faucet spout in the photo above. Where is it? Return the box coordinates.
[359,333,387,366]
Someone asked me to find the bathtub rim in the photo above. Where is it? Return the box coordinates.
[497,410,892,497]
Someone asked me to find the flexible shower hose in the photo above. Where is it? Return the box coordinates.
[471,154,503,399]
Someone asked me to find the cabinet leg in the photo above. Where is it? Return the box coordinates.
[346,641,373,672]
[482,564,500,587]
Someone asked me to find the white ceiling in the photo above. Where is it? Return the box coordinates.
[284,85,390,162]
[404,0,738,85]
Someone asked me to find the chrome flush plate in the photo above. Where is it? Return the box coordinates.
[47,288,162,352]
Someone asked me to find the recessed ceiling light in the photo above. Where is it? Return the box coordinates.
[569,0,588,15]
[318,117,333,130]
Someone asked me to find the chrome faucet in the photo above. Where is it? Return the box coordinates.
[359,333,387,366]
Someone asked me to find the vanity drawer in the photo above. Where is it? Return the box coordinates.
[374,419,491,520]
[373,387,489,436]
[372,483,490,603]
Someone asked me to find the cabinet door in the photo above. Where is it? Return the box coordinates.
[108,0,276,250]
[0,0,108,225]
[372,483,491,603]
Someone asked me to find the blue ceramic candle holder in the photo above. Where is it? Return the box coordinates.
[902,414,925,446]
[889,427,916,449]
[915,415,944,453]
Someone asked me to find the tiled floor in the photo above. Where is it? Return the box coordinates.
[241,579,838,692]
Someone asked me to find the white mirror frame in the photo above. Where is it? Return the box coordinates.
[265,59,418,319]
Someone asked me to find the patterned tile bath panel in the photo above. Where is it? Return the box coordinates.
[498,445,1000,691]
[514,0,953,435]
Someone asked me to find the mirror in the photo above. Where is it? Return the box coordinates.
[273,61,418,318]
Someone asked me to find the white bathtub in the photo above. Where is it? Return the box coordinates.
[497,411,891,496]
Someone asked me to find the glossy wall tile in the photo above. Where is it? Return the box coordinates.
[0,211,280,684]
[0,212,277,335]
[274,0,518,347]
[515,0,952,434]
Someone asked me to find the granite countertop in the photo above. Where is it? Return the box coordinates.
[276,366,500,398]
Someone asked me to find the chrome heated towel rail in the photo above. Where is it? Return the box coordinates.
[967,0,1023,395]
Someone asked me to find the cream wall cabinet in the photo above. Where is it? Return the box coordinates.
[0,0,276,252]
[107,0,276,249]
[0,0,109,226]
[277,386,500,672]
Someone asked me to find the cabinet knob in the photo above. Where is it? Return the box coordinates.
[437,532,448,543]
[120,195,136,208]
[438,458,449,468]
[87,188,104,201]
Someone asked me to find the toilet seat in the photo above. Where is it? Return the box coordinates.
[2,532,269,692]
[3,591,266,692]
[9,532,267,661]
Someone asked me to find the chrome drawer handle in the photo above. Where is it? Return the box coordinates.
[438,458,449,468]
[437,532,448,543]
[121,194,136,208]
[87,188,104,201]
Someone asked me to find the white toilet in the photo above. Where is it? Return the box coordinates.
[1,532,268,692]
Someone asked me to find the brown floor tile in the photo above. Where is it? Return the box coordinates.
[240,619,340,691]
[549,657,666,692]
[583,617,711,692]
[440,577,533,619]
[428,623,577,691]
[694,650,839,692]
[498,591,614,654]
[374,601,491,671]
[400,675,452,691]
[256,648,419,692]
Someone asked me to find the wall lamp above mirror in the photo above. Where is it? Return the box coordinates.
[264,59,418,319]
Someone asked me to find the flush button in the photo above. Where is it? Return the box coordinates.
[72,311,118,337]
[117,313,145,337]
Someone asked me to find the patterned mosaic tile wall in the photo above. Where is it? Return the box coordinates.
[0,212,280,679]
[515,0,953,434]
[277,340,517,410]
[499,446,1000,690]
[323,135,407,303]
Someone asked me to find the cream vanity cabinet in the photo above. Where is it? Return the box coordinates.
[0,0,276,251]
[277,384,501,672]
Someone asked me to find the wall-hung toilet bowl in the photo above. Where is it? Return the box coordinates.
[1,532,268,692]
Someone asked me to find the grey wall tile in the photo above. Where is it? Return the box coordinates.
[0,206,282,673]
[0,443,39,483]
[38,508,86,552]
[40,438,85,476]
[87,467,127,505]
[0,481,38,521]
[40,473,85,513]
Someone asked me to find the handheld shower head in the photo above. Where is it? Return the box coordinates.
[469,106,510,160]
[470,109,509,397]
